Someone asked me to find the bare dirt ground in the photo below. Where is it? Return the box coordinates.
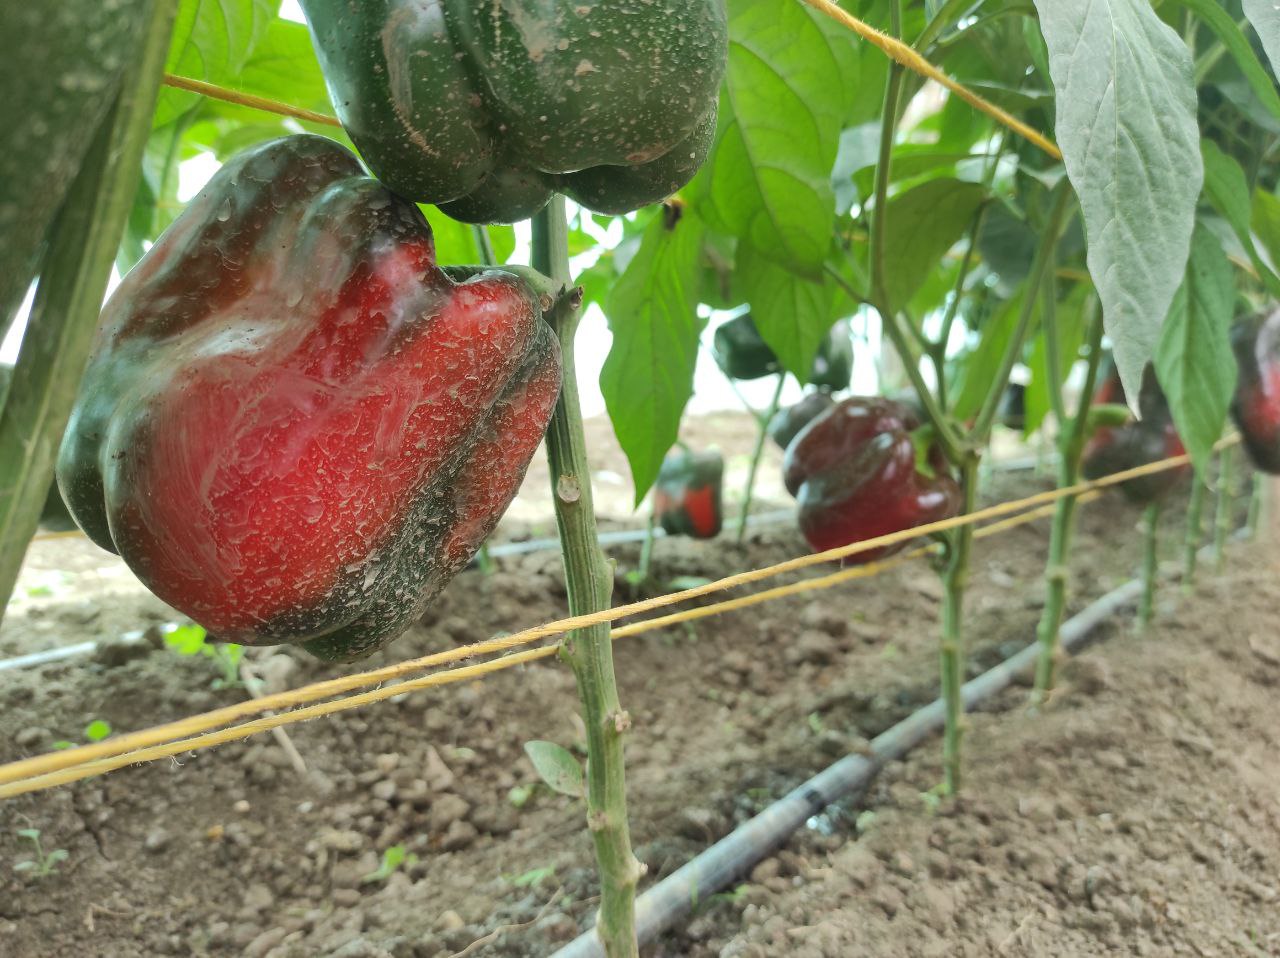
[0,413,1274,957]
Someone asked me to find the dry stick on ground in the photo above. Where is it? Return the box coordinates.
[238,658,307,777]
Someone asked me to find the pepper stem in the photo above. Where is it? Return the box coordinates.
[939,452,978,794]
[736,374,785,545]
[1183,469,1206,588]
[1138,500,1161,631]
[1031,300,1104,706]
[532,199,640,958]
[1247,471,1266,539]
[1213,446,1234,570]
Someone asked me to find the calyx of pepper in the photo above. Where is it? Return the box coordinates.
[57,135,563,661]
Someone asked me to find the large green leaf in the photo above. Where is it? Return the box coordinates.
[1154,225,1237,473]
[1032,0,1201,406]
[690,0,856,278]
[155,0,275,126]
[736,245,847,380]
[601,210,707,503]
[0,0,150,330]
[881,178,987,314]
[1243,0,1280,80]
[1173,0,1280,121]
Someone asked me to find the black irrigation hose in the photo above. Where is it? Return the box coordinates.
[553,572,1156,957]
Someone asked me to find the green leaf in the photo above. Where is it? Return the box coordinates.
[978,200,1037,291]
[1200,140,1280,295]
[1242,0,1280,82]
[1024,304,1084,437]
[522,741,584,798]
[736,246,846,380]
[602,210,707,503]
[84,720,112,742]
[952,292,1028,423]
[1032,0,1202,405]
[1154,225,1237,474]
[881,179,987,314]
[1251,190,1280,274]
[165,623,209,655]
[155,0,275,126]
[1172,0,1280,121]
[690,0,856,276]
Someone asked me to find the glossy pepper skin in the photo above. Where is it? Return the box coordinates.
[712,315,854,389]
[783,397,962,561]
[56,135,562,662]
[768,390,836,451]
[653,448,724,539]
[298,0,727,224]
[1230,308,1280,473]
[1082,366,1188,503]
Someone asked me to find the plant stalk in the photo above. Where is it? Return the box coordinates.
[736,374,785,545]
[940,454,979,794]
[0,0,177,623]
[532,199,640,958]
[1183,469,1206,587]
[1138,500,1161,631]
[1213,446,1234,571]
[1247,471,1266,538]
[1031,301,1104,703]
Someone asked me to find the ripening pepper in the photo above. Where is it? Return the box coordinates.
[768,390,836,451]
[298,0,728,224]
[56,135,562,662]
[783,397,962,561]
[1082,366,1188,503]
[1230,307,1280,473]
[712,315,854,389]
[652,448,724,539]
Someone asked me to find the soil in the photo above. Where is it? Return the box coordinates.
[0,413,1274,958]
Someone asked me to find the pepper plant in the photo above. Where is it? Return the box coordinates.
[5,0,1280,953]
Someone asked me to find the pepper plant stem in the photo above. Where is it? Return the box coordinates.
[533,199,640,958]
[1247,472,1265,538]
[0,0,177,622]
[940,454,978,794]
[1031,301,1104,703]
[1183,470,1206,587]
[1138,500,1161,631]
[737,374,785,545]
[1213,446,1234,571]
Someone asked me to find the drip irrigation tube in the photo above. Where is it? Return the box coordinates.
[553,576,1144,958]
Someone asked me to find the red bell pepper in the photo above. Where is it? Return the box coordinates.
[1231,308,1280,473]
[652,448,724,539]
[57,135,562,661]
[783,397,961,561]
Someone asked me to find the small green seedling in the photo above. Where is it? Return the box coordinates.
[523,740,584,799]
[164,624,244,690]
[360,844,418,884]
[13,829,68,878]
[504,866,557,888]
[51,719,113,751]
